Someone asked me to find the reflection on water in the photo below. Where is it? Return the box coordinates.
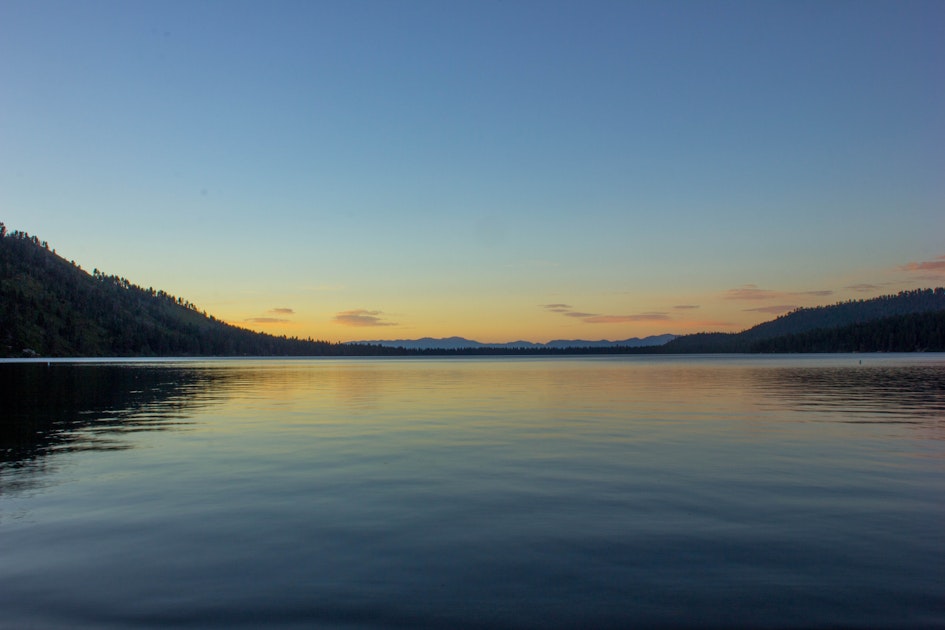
[0,362,239,500]
[753,363,945,425]
[1,355,944,629]
[0,363,223,459]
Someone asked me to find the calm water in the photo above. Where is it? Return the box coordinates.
[1,355,944,629]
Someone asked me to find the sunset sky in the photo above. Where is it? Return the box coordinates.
[2,1,943,343]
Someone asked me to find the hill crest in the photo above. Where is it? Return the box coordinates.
[3,222,943,356]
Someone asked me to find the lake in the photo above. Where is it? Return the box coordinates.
[1,355,943,629]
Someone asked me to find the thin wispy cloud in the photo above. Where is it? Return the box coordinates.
[333,309,397,327]
[724,285,779,300]
[899,255,945,273]
[246,307,295,324]
[543,304,670,324]
[688,320,739,329]
[846,283,883,292]
[674,305,700,310]
[743,305,796,315]
[584,312,671,323]
[724,285,833,300]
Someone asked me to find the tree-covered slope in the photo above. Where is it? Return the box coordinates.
[0,224,376,357]
[3,221,944,357]
[751,310,945,353]
[659,288,945,353]
[740,289,945,342]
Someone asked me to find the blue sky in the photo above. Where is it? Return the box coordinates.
[2,0,943,341]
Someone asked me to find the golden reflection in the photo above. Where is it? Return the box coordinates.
[177,358,941,409]
[6,358,943,473]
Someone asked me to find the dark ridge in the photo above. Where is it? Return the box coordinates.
[658,288,945,353]
[2,221,943,356]
[0,223,391,357]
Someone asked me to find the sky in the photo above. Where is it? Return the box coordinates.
[1,0,943,343]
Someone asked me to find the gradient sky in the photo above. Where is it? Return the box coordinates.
[2,0,943,342]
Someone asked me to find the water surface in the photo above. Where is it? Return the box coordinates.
[1,355,943,628]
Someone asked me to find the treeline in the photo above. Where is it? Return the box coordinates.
[362,299,945,354]
[0,224,389,357]
[1,223,677,358]
[740,288,945,342]
[751,310,945,353]
[653,288,945,354]
[3,221,945,356]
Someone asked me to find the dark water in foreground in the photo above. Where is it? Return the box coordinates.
[1,355,943,629]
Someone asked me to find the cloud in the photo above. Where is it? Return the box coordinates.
[673,304,700,310]
[724,285,778,300]
[846,283,883,292]
[724,285,832,300]
[246,307,295,323]
[543,304,670,324]
[687,320,739,329]
[333,309,397,327]
[743,304,796,315]
[899,255,945,273]
[583,312,671,323]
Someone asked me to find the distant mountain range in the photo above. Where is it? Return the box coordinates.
[348,335,676,350]
[2,221,944,357]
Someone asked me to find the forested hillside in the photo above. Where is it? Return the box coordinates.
[660,288,945,353]
[741,289,945,341]
[2,222,944,357]
[751,310,945,353]
[0,224,386,357]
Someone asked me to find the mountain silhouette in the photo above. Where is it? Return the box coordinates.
[348,335,676,350]
[2,221,943,356]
